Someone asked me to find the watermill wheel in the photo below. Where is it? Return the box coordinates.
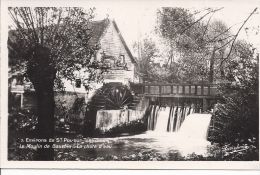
[89,83,134,110]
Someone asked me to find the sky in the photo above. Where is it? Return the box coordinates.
[86,0,260,56]
[5,0,260,56]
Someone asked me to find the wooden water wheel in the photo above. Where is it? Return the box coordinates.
[89,83,133,110]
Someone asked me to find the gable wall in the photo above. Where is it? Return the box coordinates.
[63,21,138,94]
[97,22,135,83]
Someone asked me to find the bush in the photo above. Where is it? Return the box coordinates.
[8,108,38,160]
[8,108,38,133]
[55,97,86,134]
[208,42,258,147]
[208,93,258,145]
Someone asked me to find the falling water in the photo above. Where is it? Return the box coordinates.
[173,113,212,155]
[178,113,212,140]
[145,105,212,155]
[147,105,194,132]
[154,107,170,132]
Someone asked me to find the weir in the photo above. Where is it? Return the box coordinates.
[144,104,212,155]
[130,83,220,112]
[147,105,195,132]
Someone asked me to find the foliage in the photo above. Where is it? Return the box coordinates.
[55,140,258,161]
[8,7,109,160]
[55,97,86,134]
[157,8,238,83]
[204,142,258,161]
[157,8,208,52]
[8,108,38,133]
[208,41,259,145]
[134,38,162,82]
[135,8,208,83]
[8,108,38,160]
[137,7,256,83]
[8,7,107,88]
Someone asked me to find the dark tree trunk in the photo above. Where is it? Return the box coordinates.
[208,47,216,83]
[34,82,55,160]
[27,45,56,160]
[219,50,226,79]
[220,61,225,79]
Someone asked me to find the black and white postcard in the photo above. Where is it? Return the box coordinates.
[0,0,260,169]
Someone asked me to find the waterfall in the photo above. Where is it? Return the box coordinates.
[144,105,212,156]
[130,105,213,156]
[147,105,194,133]
[178,113,212,140]
[154,107,170,132]
[174,113,212,155]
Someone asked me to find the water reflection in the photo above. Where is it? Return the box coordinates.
[79,113,212,159]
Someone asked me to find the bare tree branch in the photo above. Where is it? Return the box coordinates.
[207,22,242,43]
[222,7,258,63]
[202,12,214,39]
[215,38,235,51]
[179,7,224,35]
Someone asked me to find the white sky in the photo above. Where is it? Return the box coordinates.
[5,0,260,55]
[88,0,260,56]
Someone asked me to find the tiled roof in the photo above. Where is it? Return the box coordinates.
[87,19,110,47]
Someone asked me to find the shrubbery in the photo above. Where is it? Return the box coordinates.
[55,97,86,134]
[8,108,38,133]
[208,42,258,158]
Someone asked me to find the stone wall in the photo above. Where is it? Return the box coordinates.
[95,97,149,131]
[55,92,85,109]
[95,109,146,131]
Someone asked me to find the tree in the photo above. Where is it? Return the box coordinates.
[208,41,259,144]
[8,7,106,160]
[206,20,232,82]
[156,7,258,83]
[156,7,219,83]
[134,38,161,82]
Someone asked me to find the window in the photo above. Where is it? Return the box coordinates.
[75,79,81,88]
[16,76,24,85]
[120,55,125,64]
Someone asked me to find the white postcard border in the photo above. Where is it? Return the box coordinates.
[1,0,260,169]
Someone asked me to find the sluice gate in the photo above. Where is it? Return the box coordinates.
[131,83,220,112]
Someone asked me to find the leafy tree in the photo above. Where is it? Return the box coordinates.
[8,7,106,160]
[156,7,258,83]
[156,7,216,83]
[134,38,162,82]
[209,41,259,145]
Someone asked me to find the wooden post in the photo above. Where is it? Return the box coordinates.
[202,98,208,112]
[20,93,24,108]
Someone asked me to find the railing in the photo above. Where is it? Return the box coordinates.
[130,83,218,97]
